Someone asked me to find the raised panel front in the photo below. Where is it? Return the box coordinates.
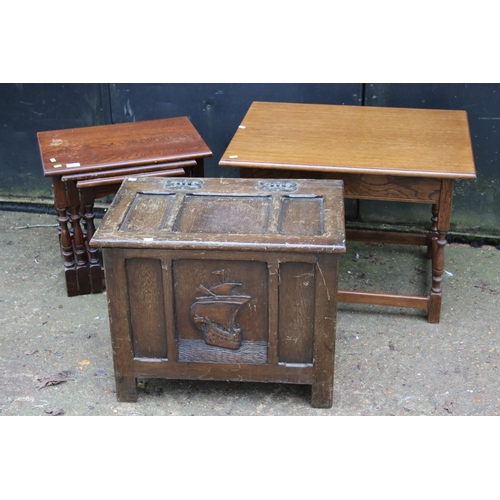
[278,262,315,364]
[126,258,167,358]
[120,193,176,231]
[174,195,272,234]
[173,259,268,364]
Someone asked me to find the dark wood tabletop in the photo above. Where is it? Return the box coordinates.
[38,116,212,176]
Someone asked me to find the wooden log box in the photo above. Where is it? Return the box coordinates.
[90,176,346,408]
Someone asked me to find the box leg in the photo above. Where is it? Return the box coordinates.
[311,373,334,408]
[115,375,138,402]
[103,249,138,402]
[311,254,337,409]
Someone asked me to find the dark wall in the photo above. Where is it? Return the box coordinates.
[0,83,498,237]
[0,83,106,201]
[108,83,363,177]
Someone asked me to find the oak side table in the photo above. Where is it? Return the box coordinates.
[37,117,212,296]
[219,101,476,323]
[90,176,346,408]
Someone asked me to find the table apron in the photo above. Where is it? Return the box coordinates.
[336,173,441,203]
[240,168,442,203]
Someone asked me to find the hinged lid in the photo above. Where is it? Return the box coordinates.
[91,177,346,254]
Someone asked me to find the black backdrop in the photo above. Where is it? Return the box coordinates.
[0,83,498,237]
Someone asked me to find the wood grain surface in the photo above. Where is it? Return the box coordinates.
[220,102,476,179]
[38,116,212,176]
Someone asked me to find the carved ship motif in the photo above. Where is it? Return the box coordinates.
[190,270,250,350]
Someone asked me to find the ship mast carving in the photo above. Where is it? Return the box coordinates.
[189,269,250,350]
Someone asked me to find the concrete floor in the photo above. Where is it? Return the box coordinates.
[1,210,499,416]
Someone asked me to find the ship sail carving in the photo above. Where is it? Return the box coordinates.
[189,270,250,350]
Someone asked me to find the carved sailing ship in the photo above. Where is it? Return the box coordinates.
[190,270,250,350]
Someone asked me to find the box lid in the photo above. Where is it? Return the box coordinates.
[91,177,346,254]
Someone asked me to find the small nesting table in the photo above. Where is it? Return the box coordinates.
[91,176,346,408]
[38,117,212,296]
[219,101,477,323]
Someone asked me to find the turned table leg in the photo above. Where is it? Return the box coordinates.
[80,187,104,292]
[65,180,91,295]
[428,179,454,324]
[427,204,439,259]
[52,177,79,296]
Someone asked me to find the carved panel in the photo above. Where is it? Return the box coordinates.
[257,180,298,192]
[190,269,251,350]
[164,178,204,190]
[173,260,268,364]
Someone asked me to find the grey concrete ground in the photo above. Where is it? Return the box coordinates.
[1,210,499,416]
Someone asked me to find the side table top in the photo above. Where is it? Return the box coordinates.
[38,116,212,177]
[220,102,476,179]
